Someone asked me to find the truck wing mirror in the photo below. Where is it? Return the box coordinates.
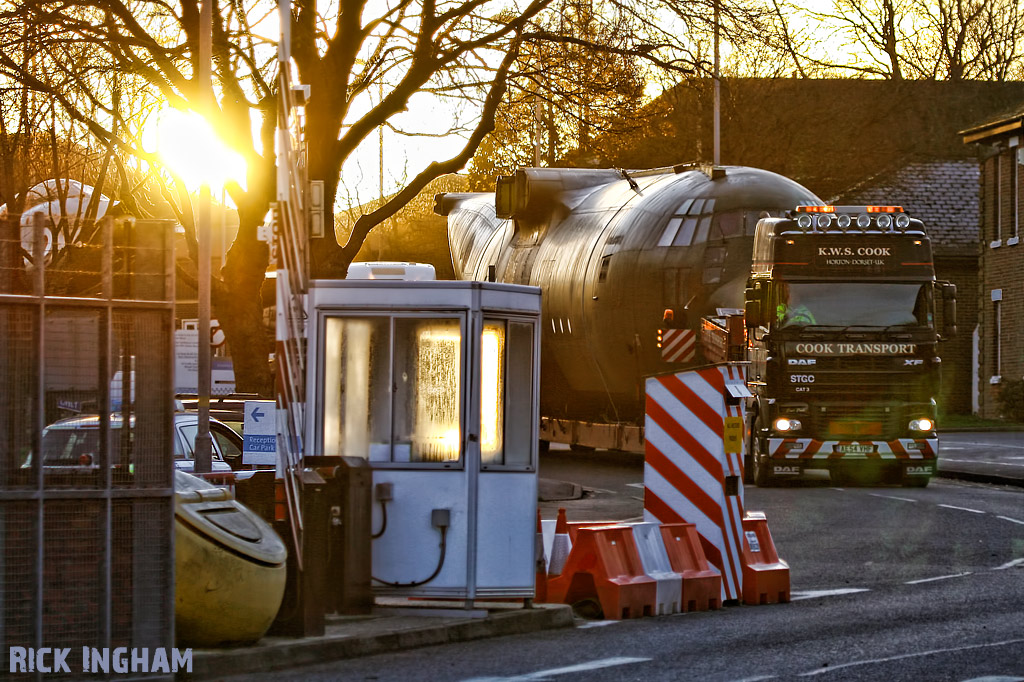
[744,281,766,328]
[939,281,957,339]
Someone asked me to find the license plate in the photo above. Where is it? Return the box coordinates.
[835,444,875,454]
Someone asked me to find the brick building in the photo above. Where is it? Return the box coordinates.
[962,111,1024,419]
[833,161,980,416]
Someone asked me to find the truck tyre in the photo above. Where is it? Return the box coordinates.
[754,452,774,487]
[743,414,756,485]
[902,475,930,488]
[750,419,774,487]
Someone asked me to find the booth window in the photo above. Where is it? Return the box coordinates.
[481,319,534,469]
[322,316,463,465]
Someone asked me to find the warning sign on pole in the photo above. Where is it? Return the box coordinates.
[243,400,277,466]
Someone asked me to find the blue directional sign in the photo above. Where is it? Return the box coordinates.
[243,399,277,466]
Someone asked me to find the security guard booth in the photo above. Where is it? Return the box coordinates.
[305,279,542,602]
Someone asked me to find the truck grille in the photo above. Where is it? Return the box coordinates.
[800,403,926,439]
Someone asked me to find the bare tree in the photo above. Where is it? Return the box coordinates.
[780,0,1024,81]
[0,0,564,393]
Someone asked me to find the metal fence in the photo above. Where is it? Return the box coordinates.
[0,215,176,679]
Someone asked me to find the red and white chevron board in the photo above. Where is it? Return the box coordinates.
[643,364,747,602]
[661,329,696,363]
[769,438,938,459]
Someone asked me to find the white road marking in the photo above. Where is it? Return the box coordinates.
[867,493,918,503]
[790,588,871,601]
[993,558,1024,570]
[905,572,973,584]
[941,458,1024,468]
[938,504,986,514]
[997,515,1024,525]
[940,440,1024,450]
[797,638,1024,676]
[961,676,1024,681]
[576,620,619,629]
[460,656,651,682]
[625,482,645,488]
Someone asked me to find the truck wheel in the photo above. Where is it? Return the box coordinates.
[749,416,774,487]
[743,415,756,485]
[751,430,774,487]
[902,476,930,488]
[754,452,775,487]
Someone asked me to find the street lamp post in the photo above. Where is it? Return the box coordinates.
[193,0,214,473]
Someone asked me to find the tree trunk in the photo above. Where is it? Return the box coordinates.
[212,175,274,397]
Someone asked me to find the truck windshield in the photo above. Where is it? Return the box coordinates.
[776,282,931,329]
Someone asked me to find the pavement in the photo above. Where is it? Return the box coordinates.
[192,601,574,679]
[935,430,1024,489]
[189,432,1021,680]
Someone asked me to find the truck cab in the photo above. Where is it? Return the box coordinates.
[743,206,957,487]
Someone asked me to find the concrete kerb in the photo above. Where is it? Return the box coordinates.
[188,603,574,680]
[936,468,1024,488]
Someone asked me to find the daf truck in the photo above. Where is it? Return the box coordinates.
[743,205,957,487]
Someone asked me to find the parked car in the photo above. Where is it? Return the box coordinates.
[34,412,241,474]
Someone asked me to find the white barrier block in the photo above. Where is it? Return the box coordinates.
[630,522,682,615]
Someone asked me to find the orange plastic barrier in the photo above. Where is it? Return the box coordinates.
[740,512,790,605]
[658,523,722,612]
[546,525,657,620]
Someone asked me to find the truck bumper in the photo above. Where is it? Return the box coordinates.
[766,437,937,476]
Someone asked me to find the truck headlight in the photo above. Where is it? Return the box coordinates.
[774,417,802,432]
[909,418,934,432]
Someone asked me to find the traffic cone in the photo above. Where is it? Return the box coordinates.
[548,508,572,576]
[535,509,548,601]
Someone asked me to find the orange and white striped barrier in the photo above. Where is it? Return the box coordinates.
[644,365,747,601]
[660,328,696,363]
[740,512,790,605]
[545,524,657,619]
[644,364,788,605]
[536,515,722,617]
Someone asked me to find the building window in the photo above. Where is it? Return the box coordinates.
[993,153,1003,246]
[1012,149,1021,244]
[991,290,1002,383]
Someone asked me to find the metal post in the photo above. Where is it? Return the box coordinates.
[194,0,214,473]
[713,0,721,166]
[32,212,45,667]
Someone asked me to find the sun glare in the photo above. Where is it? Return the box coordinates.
[148,108,247,193]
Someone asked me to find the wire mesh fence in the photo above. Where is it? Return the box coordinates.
[0,215,176,679]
